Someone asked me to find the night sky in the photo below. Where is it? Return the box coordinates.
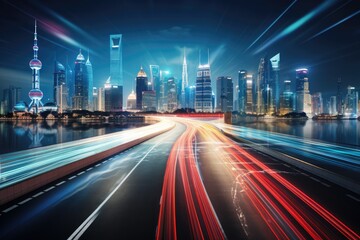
[0,0,359,103]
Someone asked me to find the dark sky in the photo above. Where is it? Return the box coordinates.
[0,0,359,103]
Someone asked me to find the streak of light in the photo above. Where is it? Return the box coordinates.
[244,0,298,53]
[254,0,336,54]
[307,9,360,41]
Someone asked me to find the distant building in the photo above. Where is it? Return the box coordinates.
[73,49,88,110]
[104,77,122,112]
[238,70,247,113]
[216,76,233,112]
[279,80,294,115]
[142,90,156,112]
[245,74,254,114]
[136,67,148,110]
[344,86,358,118]
[110,34,123,107]
[185,86,196,110]
[66,57,74,109]
[329,96,337,115]
[167,77,178,112]
[270,53,280,114]
[85,52,94,111]
[54,61,68,112]
[195,62,212,113]
[311,92,323,116]
[1,86,21,115]
[295,68,312,116]
[149,65,160,109]
[181,48,189,108]
[127,90,136,111]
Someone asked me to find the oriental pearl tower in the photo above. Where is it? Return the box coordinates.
[28,20,44,114]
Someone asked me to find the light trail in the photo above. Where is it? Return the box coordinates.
[254,0,336,54]
[244,0,298,52]
[307,9,360,41]
[171,118,359,239]
[0,120,174,189]
[156,120,225,239]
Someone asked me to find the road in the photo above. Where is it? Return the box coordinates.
[0,117,359,239]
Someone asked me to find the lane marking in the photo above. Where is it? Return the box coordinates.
[86,167,93,171]
[283,164,291,168]
[32,192,44,198]
[301,172,310,177]
[3,205,18,213]
[68,176,77,180]
[56,181,66,186]
[310,177,321,183]
[77,171,85,176]
[95,164,101,167]
[346,194,360,202]
[103,160,108,163]
[67,136,166,240]
[18,198,32,205]
[320,182,331,188]
[44,186,55,192]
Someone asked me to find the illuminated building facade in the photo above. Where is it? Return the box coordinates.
[73,49,88,110]
[329,96,337,115]
[344,86,358,118]
[295,68,312,116]
[279,80,294,115]
[216,76,233,112]
[104,77,123,112]
[127,90,136,111]
[136,67,148,110]
[181,48,189,108]
[142,90,156,112]
[270,53,280,113]
[167,77,178,112]
[245,74,254,114]
[195,63,212,113]
[85,52,93,111]
[110,34,123,107]
[311,92,323,116]
[238,70,246,113]
[149,65,160,110]
[185,86,196,110]
[1,86,21,114]
[54,61,68,112]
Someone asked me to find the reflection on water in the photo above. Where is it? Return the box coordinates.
[235,119,360,147]
[0,119,154,154]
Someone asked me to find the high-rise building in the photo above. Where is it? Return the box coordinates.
[66,56,74,109]
[28,20,44,114]
[54,61,68,112]
[181,48,189,108]
[85,52,93,111]
[216,76,233,112]
[270,53,280,114]
[1,86,21,114]
[279,80,294,115]
[245,74,254,114]
[136,67,148,110]
[110,34,123,107]
[73,49,88,110]
[149,65,160,109]
[142,90,156,112]
[336,78,342,115]
[238,70,247,113]
[295,68,312,116]
[167,77,178,112]
[185,86,196,110]
[344,86,358,118]
[329,96,337,115]
[159,70,171,112]
[311,92,323,116]
[126,90,136,111]
[195,54,212,113]
[104,77,123,112]
[256,57,274,115]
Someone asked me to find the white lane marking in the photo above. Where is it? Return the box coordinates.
[86,167,93,171]
[18,198,32,205]
[3,205,18,213]
[346,194,360,202]
[44,186,55,192]
[301,172,310,177]
[95,164,101,167]
[68,176,77,180]
[77,171,85,176]
[67,137,165,240]
[56,181,66,186]
[283,164,291,168]
[319,181,331,188]
[103,160,108,163]
[32,192,44,198]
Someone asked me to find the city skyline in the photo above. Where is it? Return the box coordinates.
[0,0,359,103]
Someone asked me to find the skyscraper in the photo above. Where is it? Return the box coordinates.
[238,70,247,113]
[66,56,74,108]
[311,92,323,116]
[329,96,337,115]
[336,78,342,115]
[136,67,148,110]
[167,77,178,112]
[181,48,189,108]
[295,68,312,116]
[28,20,44,114]
[85,52,93,111]
[185,86,196,110]
[54,61,68,112]
[344,86,358,118]
[216,76,233,112]
[279,80,294,115]
[1,86,21,114]
[149,65,160,109]
[73,49,88,110]
[270,53,280,113]
[195,51,212,113]
[110,34,123,107]
[245,74,254,114]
